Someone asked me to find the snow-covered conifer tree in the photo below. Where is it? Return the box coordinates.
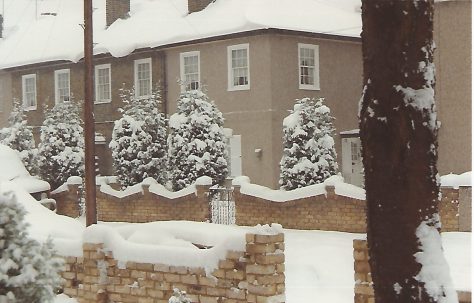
[168,90,228,191]
[279,97,338,190]
[38,99,84,190]
[0,191,63,302]
[0,100,38,175]
[109,88,167,188]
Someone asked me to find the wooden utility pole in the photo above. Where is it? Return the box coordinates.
[84,0,97,226]
[360,0,456,302]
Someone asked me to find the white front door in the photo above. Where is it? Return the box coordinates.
[342,137,364,187]
[228,135,242,177]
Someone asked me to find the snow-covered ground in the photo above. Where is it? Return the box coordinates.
[1,180,470,303]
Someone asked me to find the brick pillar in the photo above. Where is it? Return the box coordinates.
[353,239,374,303]
[458,186,472,232]
[53,183,81,218]
[61,256,84,298]
[80,243,109,303]
[245,233,286,303]
[196,184,211,221]
[325,185,337,200]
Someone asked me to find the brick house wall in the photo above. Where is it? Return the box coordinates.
[8,51,166,176]
[60,232,285,303]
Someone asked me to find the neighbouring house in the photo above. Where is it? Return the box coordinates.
[0,0,470,189]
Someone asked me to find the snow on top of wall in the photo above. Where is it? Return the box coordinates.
[1,181,85,257]
[0,144,51,193]
[0,144,30,180]
[51,175,83,194]
[440,171,471,189]
[97,176,207,199]
[99,181,143,198]
[232,175,366,201]
[0,0,362,69]
[83,221,249,273]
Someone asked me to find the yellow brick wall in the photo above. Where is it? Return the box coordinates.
[53,183,470,233]
[59,232,285,303]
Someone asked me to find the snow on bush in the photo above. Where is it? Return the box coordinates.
[168,90,228,191]
[280,97,338,190]
[109,87,167,189]
[0,190,63,302]
[37,99,84,190]
[0,100,38,175]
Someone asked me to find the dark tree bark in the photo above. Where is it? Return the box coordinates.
[360,0,457,302]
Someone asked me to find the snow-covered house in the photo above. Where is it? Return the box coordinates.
[0,0,470,188]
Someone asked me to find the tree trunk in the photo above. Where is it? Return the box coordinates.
[360,0,457,302]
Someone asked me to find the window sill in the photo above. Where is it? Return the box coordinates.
[94,100,111,104]
[228,85,250,92]
[299,85,320,91]
[23,106,37,111]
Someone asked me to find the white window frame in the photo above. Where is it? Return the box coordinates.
[298,43,320,90]
[94,63,112,104]
[22,74,37,110]
[180,51,200,92]
[54,69,71,103]
[134,58,152,98]
[227,43,250,91]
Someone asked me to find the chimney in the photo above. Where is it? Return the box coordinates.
[188,0,214,14]
[0,15,3,38]
[106,0,130,27]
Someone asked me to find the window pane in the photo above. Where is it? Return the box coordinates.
[182,54,199,91]
[230,47,248,87]
[56,71,70,102]
[136,62,151,96]
[96,67,110,101]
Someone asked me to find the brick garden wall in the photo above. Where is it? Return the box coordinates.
[353,239,471,303]
[52,181,471,233]
[233,186,470,233]
[234,185,367,233]
[60,232,285,303]
[96,183,211,223]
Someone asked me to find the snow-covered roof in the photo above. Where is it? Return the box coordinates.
[0,0,363,69]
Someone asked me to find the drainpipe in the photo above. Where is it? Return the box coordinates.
[0,14,4,38]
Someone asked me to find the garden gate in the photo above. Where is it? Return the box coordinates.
[209,186,235,225]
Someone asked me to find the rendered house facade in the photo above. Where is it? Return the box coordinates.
[0,0,470,189]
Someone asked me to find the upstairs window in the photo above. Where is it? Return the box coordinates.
[95,64,111,103]
[298,43,320,90]
[54,69,70,103]
[227,44,250,91]
[180,51,200,91]
[134,58,152,98]
[22,74,37,110]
